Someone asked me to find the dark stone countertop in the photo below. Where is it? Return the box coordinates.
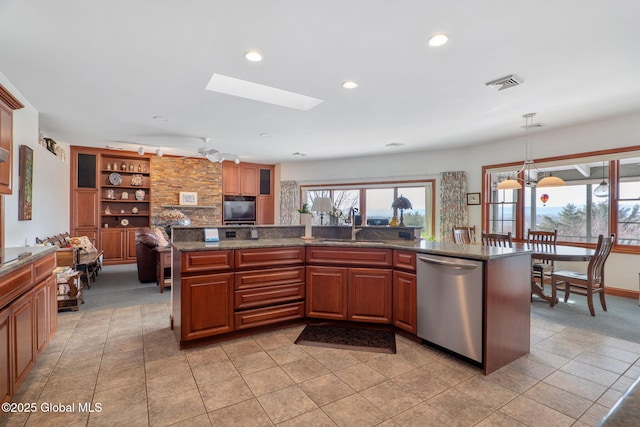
[171,238,531,261]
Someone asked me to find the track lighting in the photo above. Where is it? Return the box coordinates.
[234,157,240,165]
[156,148,163,158]
[137,145,145,155]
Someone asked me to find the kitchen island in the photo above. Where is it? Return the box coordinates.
[170,227,531,375]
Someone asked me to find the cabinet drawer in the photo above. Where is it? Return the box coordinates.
[182,250,234,273]
[393,250,416,272]
[235,247,305,269]
[235,283,305,310]
[34,253,56,283]
[306,247,392,267]
[234,302,304,330]
[0,265,33,309]
[235,266,305,290]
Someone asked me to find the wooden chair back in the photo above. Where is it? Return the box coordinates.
[587,233,615,284]
[452,226,476,244]
[550,233,615,316]
[528,229,557,266]
[481,232,513,248]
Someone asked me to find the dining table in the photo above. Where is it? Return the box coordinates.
[516,243,596,303]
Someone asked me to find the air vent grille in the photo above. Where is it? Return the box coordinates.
[485,75,522,91]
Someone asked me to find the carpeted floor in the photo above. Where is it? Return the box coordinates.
[76,264,640,344]
[531,290,640,343]
[74,263,170,312]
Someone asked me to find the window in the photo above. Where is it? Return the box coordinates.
[484,148,640,252]
[301,181,434,238]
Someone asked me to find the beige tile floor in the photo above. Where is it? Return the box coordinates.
[3,303,640,426]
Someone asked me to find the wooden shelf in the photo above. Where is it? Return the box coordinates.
[161,205,217,209]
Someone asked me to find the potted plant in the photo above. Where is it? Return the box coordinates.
[297,203,314,239]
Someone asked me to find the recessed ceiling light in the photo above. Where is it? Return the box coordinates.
[386,142,404,147]
[244,51,263,62]
[342,81,359,89]
[260,133,272,138]
[153,115,168,121]
[206,73,323,111]
[428,33,448,47]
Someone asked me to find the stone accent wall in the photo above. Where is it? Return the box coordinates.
[150,156,223,226]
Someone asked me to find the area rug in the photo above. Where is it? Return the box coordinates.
[294,324,396,354]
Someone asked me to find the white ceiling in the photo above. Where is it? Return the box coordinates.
[1,0,639,164]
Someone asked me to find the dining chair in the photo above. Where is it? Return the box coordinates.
[481,232,513,248]
[527,229,558,294]
[452,226,476,244]
[550,233,615,316]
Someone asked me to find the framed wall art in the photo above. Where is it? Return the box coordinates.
[19,145,33,220]
[179,191,198,206]
[466,192,480,206]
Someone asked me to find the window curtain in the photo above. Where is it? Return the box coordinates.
[279,180,300,225]
[440,171,468,242]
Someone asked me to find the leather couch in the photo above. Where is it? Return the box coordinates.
[135,227,161,283]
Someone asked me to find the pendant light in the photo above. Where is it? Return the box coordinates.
[594,161,609,197]
[496,113,566,190]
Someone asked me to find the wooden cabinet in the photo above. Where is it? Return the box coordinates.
[174,250,235,344]
[0,85,24,195]
[0,251,56,404]
[12,291,34,390]
[222,163,258,196]
[392,250,417,333]
[182,273,235,340]
[0,306,11,403]
[392,270,417,334]
[99,219,138,263]
[233,248,305,330]
[348,268,392,323]
[306,265,348,320]
[306,247,393,323]
[71,147,151,265]
[222,162,275,224]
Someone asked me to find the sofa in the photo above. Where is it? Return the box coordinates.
[135,227,162,283]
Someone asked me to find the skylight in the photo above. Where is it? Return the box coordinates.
[205,74,323,111]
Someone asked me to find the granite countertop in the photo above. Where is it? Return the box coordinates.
[171,238,531,260]
[0,245,58,276]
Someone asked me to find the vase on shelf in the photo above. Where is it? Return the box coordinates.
[135,189,145,200]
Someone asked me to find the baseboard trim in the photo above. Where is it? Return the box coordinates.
[606,287,639,300]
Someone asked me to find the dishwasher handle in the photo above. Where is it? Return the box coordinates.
[418,256,479,270]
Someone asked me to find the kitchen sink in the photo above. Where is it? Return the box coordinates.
[317,239,385,245]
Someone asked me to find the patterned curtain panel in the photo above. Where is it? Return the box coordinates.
[279,180,300,225]
[440,171,468,242]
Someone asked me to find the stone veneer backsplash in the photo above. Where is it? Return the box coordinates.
[150,156,223,226]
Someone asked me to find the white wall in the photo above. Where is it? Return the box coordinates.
[279,111,640,292]
[1,73,70,247]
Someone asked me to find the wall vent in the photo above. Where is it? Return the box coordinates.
[485,75,522,91]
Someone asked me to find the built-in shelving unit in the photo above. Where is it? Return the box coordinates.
[100,156,151,229]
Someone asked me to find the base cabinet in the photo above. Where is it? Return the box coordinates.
[306,266,348,320]
[348,268,392,323]
[0,252,57,403]
[0,307,11,403]
[182,273,234,341]
[392,270,417,334]
[12,291,35,390]
[101,228,137,264]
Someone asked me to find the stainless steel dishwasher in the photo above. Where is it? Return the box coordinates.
[416,254,483,363]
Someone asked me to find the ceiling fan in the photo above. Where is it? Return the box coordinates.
[181,137,240,164]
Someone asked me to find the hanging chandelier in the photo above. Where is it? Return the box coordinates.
[497,113,566,190]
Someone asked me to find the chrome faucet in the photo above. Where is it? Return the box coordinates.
[350,207,361,240]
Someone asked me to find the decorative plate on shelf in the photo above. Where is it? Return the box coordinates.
[130,174,144,186]
[108,172,122,186]
[120,218,129,226]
